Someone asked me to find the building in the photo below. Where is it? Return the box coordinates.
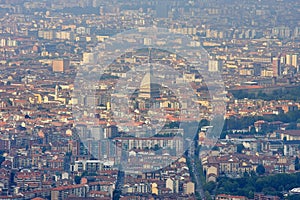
[105,125,118,139]
[138,65,160,99]
[292,54,298,68]
[290,187,300,194]
[156,1,169,18]
[286,54,292,65]
[0,138,10,151]
[279,130,300,141]
[14,170,42,192]
[208,59,223,72]
[253,63,262,76]
[165,178,179,193]
[82,52,96,64]
[51,184,89,200]
[254,193,280,200]
[38,30,55,40]
[272,55,281,77]
[56,31,74,40]
[282,104,298,113]
[70,160,103,173]
[183,181,195,195]
[52,59,70,72]
[216,194,248,200]
[113,137,183,153]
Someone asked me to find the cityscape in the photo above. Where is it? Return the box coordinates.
[0,0,300,200]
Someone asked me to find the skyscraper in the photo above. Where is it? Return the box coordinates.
[286,54,292,65]
[208,59,223,72]
[156,1,169,18]
[272,55,281,77]
[292,54,298,68]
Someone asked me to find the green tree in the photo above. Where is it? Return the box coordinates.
[249,126,257,134]
[256,164,266,175]
[237,144,245,154]
[288,194,300,200]
[204,191,212,200]
[203,181,216,193]
[295,156,300,170]
[74,176,81,184]
[212,146,219,151]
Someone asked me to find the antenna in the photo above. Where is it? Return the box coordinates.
[148,47,153,75]
[148,47,152,66]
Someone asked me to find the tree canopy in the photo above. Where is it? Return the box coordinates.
[209,172,300,199]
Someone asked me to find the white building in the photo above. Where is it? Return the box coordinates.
[208,59,223,72]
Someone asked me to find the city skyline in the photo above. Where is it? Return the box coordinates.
[0,0,300,200]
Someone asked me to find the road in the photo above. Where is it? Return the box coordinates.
[187,142,206,200]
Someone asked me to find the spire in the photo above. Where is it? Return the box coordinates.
[138,48,160,99]
[55,85,59,100]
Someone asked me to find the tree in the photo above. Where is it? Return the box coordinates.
[256,164,266,175]
[215,172,300,199]
[0,155,4,166]
[295,156,300,170]
[288,194,300,200]
[278,147,284,155]
[237,144,245,154]
[220,131,229,139]
[203,181,216,193]
[212,146,219,151]
[249,126,257,134]
[243,171,250,177]
[204,191,212,200]
[74,176,81,184]
[152,144,161,151]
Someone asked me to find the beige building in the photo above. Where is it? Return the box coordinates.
[165,178,179,193]
[51,184,88,200]
[183,181,195,195]
[52,59,70,72]
[206,165,218,182]
[292,54,298,67]
[280,130,300,141]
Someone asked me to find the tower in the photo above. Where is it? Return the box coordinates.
[55,85,59,100]
[138,65,160,99]
[286,54,292,65]
[272,55,281,77]
[292,54,298,68]
[138,48,160,99]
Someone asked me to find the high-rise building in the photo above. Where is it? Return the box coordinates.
[52,59,70,72]
[286,54,292,65]
[0,38,6,47]
[272,56,281,77]
[292,54,298,68]
[105,125,118,139]
[285,54,298,68]
[156,1,169,18]
[208,59,223,72]
[280,55,286,64]
[253,63,262,76]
